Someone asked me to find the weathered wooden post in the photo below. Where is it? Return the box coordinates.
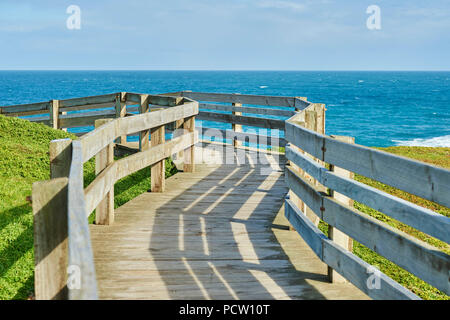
[49,99,60,129]
[151,108,165,192]
[50,139,72,178]
[33,138,73,300]
[94,119,114,225]
[232,102,242,148]
[287,97,308,228]
[302,103,326,227]
[139,94,149,151]
[327,135,355,283]
[115,92,127,144]
[183,115,196,172]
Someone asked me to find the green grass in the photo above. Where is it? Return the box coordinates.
[0,114,449,300]
[0,115,77,300]
[0,115,178,299]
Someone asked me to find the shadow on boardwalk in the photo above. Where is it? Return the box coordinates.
[90,144,368,300]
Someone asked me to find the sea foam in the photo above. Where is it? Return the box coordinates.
[393,135,450,147]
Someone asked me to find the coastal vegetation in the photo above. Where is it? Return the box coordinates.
[0,114,448,300]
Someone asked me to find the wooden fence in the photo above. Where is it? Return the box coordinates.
[162,91,309,149]
[3,91,449,300]
[284,103,450,299]
[31,94,198,299]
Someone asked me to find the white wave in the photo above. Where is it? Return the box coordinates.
[259,86,268,89]
[393,135,450,147]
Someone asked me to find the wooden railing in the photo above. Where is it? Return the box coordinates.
[284,103,450,300]
[0,92,184,136]
[32,94,198,299]
[5,91,449,300]
[163,91,310,149]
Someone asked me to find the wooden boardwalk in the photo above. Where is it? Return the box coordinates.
[90,146,368,300]
[23,92,449,300]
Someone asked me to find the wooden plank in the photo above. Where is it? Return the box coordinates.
[0,101,49,114]
[80,102,198,163]
[286,164,450,295]
[197,111,285,130]
[286,145,450,243]
[79,119,117,163]
[321,238,420,300]
[67,140,98,300]
[232,102,242,148]
[181,91,309,109]
[285,121,324,161]
[322,196,450,295]
[285,198,325,257]
[285,166,324,216]
[59,109,116,128]
[115,92,127,144]
[49,100,60,129]
[151,110,166,192]
[50,139,73,179]
[284,200,420,300]
[59,93,117,108]
[126,93,183,107]
[328,136,354,284]
[183,116,195,173]
[33,178,69,300]
[95,119,115,225]
[324,137,450,208]
[139,94,149,151]
[199,103,295,117]
[198,127,286,147]
[285,121,450,208]
[119,102,199,137]
[60,102,115,113]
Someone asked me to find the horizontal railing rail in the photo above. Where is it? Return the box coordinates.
[0,92,188,135]
[162,91,311,150]
[284,104,450,300]
[32,94,198,299]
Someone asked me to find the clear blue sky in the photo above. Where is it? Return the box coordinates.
[0,0,449,70]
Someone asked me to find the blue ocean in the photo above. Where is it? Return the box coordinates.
[0,71,449,147]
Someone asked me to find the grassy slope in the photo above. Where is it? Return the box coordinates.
[0,115,177,299]
[0,114,448,300]
[0,115,77,299]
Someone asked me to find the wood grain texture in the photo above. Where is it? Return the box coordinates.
[199,103,295,117]
[95,119,115,225]
[33,178,69,300]
[181,91,309,109]
[67,141,98,300]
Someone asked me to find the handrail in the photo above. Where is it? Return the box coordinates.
[25,91,449,300]
[284,103,450,299]
[32,94,198,299]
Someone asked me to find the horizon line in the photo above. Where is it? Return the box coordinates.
[0,69,450,72]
